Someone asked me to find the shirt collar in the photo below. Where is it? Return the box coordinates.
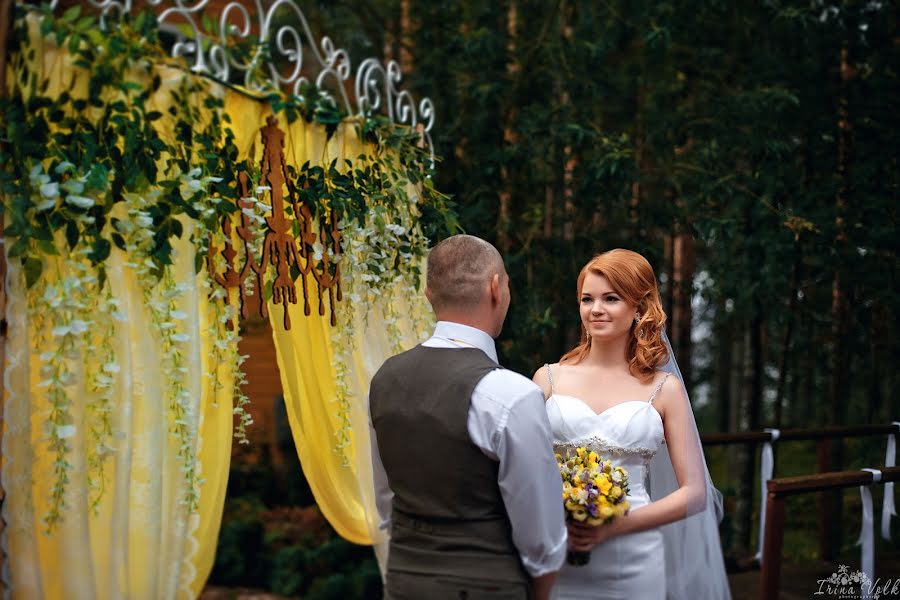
[431,321,498,364]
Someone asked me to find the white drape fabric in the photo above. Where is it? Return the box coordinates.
[858,468,882,586]
[647,332,731,599]
[755,428,779,563]
[2,230,234,599]
[882,424,899,540]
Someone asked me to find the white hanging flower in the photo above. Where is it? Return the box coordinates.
[40,181,60,198]
[56,425,77,439]
[54,161,75,175]
[61,179,85,195]
[95,443,115,458]
[65,195,95,209]
[93,374,114,388]
[102,362,120,374]
[170,333,190,343]
[169,310,188,320]
[29,163,45,183]
[312,242,324,261]
[52,325,72,337]
[69,320,89,334]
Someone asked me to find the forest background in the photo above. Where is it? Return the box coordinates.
[208,1,899,596]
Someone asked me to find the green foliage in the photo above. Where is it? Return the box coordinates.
[309,0,898,428]
[0,4,243,285]
[303,0,898,556]
[2,4,457,295]
[210,493,381,599]
[1,3,456,532]
[211,498,270,587]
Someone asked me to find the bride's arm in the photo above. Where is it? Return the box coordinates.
[568,376,708,550]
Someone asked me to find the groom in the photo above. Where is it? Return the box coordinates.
[369,234,566,600]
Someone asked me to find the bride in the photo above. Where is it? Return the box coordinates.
[533,249,730,599]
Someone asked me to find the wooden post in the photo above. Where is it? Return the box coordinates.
[0,0,14,593]
[818,438,834,561]
[760,490,786,600]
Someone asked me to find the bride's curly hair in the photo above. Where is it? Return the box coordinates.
[559,249,669,381]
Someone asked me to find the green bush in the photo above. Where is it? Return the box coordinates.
[269,544,309,596]
[268,534,381,598]
[210,491,383,599]
[210,497,269,586]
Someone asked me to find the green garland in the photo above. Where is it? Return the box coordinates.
[0,5,456,530]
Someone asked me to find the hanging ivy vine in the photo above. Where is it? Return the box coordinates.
[0,4,457,529]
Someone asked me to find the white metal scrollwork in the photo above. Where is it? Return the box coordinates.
[42,0,435,159]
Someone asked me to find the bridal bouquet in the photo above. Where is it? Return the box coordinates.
[556,447,630,566]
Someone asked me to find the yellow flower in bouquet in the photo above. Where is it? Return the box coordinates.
[555,448,630,527]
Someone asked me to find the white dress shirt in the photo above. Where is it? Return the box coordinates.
[369,321,567,577]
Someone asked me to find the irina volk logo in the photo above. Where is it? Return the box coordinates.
[815,565,900,599]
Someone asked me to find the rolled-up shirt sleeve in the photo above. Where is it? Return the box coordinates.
[492,386,567,577]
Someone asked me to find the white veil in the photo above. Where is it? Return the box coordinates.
[649,331,731,599]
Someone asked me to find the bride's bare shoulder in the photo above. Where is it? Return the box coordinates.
[531,362,558,397]
[652,371,687,415]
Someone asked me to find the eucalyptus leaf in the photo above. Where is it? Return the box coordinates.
[23,257,43,288]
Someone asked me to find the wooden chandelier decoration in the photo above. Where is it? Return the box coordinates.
[207,116,342,330]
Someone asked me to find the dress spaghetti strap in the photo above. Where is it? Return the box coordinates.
[648,372,671,404]
[544,363,555,396]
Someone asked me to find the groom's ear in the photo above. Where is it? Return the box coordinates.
[489,273,501,305]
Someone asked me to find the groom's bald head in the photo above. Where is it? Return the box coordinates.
[425,235,506,312]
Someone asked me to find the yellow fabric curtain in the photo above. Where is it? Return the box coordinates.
[3,21,433,598]
[2,29,233,599]
[2,234,234,599]
[223,98,433,558]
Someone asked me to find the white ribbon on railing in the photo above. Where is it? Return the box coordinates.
[881,423,900,540]
[859,468,882,587]
[755,428,780,563]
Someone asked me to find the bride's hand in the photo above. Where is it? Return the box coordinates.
[566,520,618,552]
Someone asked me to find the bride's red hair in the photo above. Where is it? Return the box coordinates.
[559,249,669,381]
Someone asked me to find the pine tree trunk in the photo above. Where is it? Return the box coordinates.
[732,326,753,553]
[497,0,519,253]
[774,257,800,426]
[671,233,695,387]
[716,308,733,434]
[826,42,855,559]
[399,0,413,73]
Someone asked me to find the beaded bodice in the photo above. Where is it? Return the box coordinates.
[548,396,664,462]
[544,367,669,501]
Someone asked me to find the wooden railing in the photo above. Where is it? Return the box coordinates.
[702,424,900,446]
[700,423,899,562]
[759,467,900,599]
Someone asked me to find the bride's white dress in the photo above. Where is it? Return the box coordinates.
[546,369,669,600]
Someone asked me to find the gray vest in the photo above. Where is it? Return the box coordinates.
[370,345,528,583]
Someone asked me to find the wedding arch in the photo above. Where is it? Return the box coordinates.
[0,1,450,596]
